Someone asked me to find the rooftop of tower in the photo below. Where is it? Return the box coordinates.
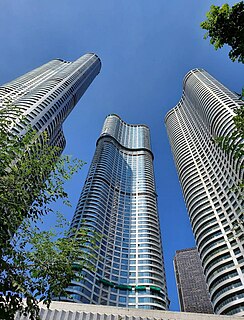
[53,53,102,66]
[164,68,206,122]
[105,113,150,129]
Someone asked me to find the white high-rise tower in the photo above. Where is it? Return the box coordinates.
[165,69,244,316]
[0,53,101,150]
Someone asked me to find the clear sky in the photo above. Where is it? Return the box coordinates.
[0,0,243,311]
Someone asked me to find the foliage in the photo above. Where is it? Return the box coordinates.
[217,105,244,161]
[215,102,244,238]
[201,1,244,63]
[1,217,96,320]
[212,99,244,246]
[0,104,95,320]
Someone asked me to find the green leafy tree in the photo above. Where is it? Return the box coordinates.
[216,101,244,241]
[218,104,244,182]
[201,1,244,63]
[1,217,96,320]
[0,104,96,320]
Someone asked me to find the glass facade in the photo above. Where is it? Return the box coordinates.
[65,114,169,310]
[0,53,101,151]
[165,69,244,316]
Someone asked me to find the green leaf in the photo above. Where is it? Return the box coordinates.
[0,104,88,320]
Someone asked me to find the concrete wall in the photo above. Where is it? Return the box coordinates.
[16,301,241,320]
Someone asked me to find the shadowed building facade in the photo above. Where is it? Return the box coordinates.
[0,53,101,150]
[65,114,169,310]
[165,69,244,316]
[174,248,213,314]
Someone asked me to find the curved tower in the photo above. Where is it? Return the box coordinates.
[165,69,244,315]
[66,114,169,310]
[0,53,101,150]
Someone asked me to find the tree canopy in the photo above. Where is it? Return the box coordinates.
[0,104,95,320]
[201,1,244,63]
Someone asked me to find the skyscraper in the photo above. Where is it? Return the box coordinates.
[0,53,101,150]
[66,114,169,310]
[174,248,213,314]
[165,69,244,316]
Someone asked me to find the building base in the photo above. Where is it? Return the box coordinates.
[16,301,242,319]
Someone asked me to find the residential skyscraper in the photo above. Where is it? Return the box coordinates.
[65,114,169,310]
[0,53,101,150]
[165,69,244,316]
[174,248,213,314]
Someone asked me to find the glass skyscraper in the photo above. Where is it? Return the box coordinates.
[66,114,169,310]
[0,53,101,151]
[165,69,244,316]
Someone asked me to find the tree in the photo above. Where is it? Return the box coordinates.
[201,1,244,63]
[0,104,95,320]
[1,217,96,320]
[218,104,244,182]
[215,98,244,243]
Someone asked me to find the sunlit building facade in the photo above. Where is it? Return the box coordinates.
[66,114,169,310]
[0,53,101,150]
[165,69,244,316]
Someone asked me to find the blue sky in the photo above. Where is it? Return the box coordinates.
[0,0,243,311]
